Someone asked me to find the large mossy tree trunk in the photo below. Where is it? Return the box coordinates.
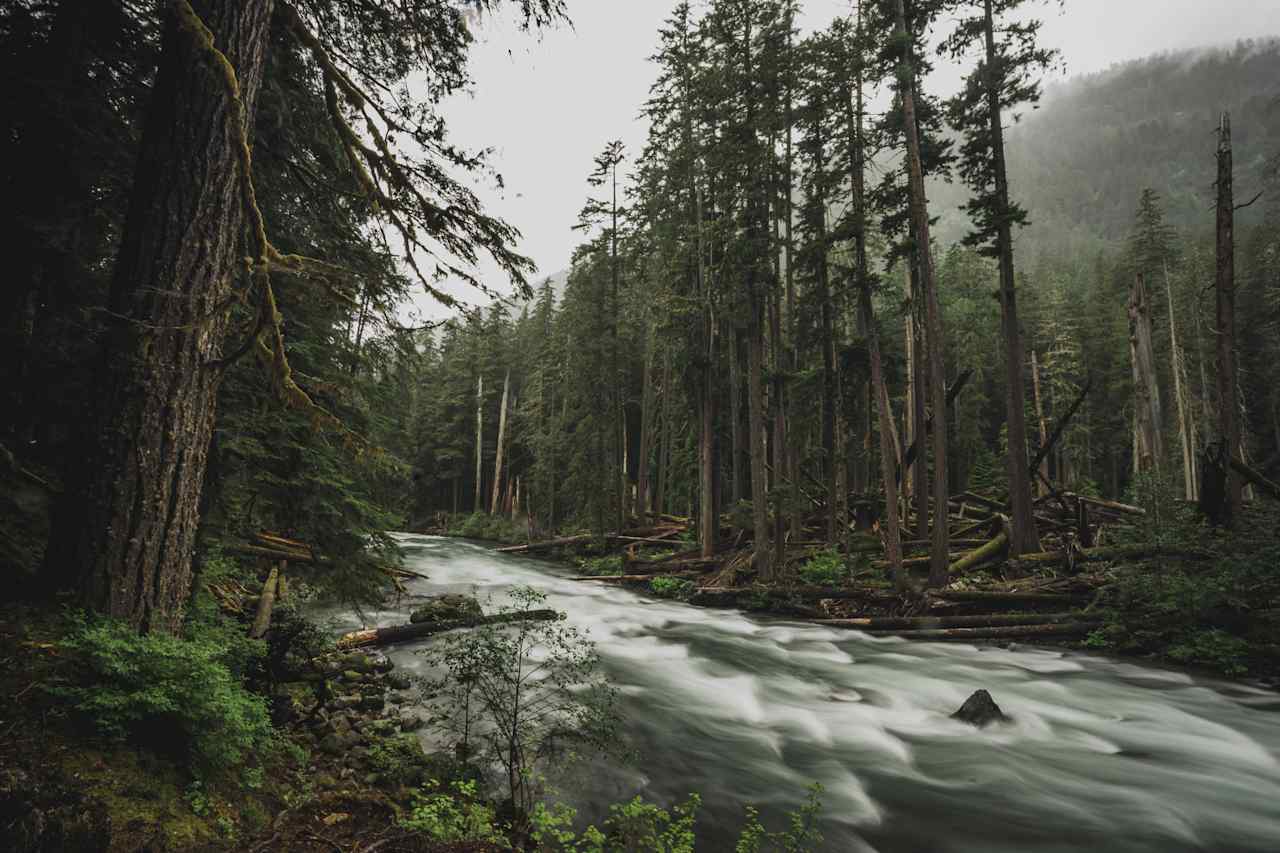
[50,0,275,634]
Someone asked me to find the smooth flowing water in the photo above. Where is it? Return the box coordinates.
[323,535,1280,852]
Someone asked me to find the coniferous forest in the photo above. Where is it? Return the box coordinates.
[3,2,1280,851]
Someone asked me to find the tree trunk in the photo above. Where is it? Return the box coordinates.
[53,0,275,634]
[474,373,484,512]
[982,0,1040,556]
[906,262,929,541]
[1165,263,1197,499]
[894,0,950,586]
[729,327,745,506]
[1030,349,1050,494]
[749,299,772,579]
[637,330,655,517]
[1128,273,1164,472]
[490,370,510,515]
[1215,111,1242,523]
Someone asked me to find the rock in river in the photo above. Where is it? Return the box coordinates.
[951,689,1010,727]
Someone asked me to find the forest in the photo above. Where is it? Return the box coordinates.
[2,0,1279,851]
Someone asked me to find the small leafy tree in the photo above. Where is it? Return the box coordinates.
[421,587,618,823]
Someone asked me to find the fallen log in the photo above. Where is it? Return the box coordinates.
[897,369,974,484]
[567,571,702,583]
[1061,493,1145,517]
[946,529,1009,576]
[337,609,560,649]
[494,534,593,554]
[1007,543,1204,570]
[1027,376,1092,483]
[255,531,312,553]
[928,590,1086,605]
[1229,456,1280,501]
[228,543,316,563]
[816,612,1084,630]
[691,585,887,602]
[873,552,970,570]
[863,622,1102,641]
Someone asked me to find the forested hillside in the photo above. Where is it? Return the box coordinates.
[924,39,1280,250]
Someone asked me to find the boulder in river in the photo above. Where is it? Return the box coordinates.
[951,689,1009,727]
[410,593,482,624]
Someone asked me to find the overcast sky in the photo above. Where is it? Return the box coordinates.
[403,0,1280,323]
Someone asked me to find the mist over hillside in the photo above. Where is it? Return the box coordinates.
[931,39,1280,251]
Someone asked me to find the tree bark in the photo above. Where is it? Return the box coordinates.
[848,6,904,591]
[53,0,275,634]
[979,0,1040,557]
[1215,111,1242,523]
[893,0,951,588]
[1031,349,1049,494]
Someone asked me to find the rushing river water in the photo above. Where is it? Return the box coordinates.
[321,535,1280,852]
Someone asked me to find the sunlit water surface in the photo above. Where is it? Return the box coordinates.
[316,535,1280,852]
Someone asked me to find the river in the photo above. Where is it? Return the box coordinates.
[319,534,1280,852]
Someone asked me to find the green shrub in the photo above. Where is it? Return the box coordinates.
[798,550,846,586]
[368,733,431,788]
[650,576,694,600]
[402,778,504,843]
[1168,629,1251,676]
[54,613,275,777]
[578,554,623,576]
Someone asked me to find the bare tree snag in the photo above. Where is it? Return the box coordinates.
[248,564,280,639]
[490,369,510,515]
[1128,273,1164,472]
[1165,264,1198,500]
[474,373,484,513]
[1031,349,1050,495]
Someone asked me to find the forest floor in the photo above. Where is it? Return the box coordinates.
[432,494,1280,685]
[0,601,503,853]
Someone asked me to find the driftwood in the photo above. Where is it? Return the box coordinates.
[248,565,280,639]
[337,609,560,649]
[862,622,1101,641]
[815,612,1084,630]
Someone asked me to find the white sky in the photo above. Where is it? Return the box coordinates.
[401,0,1280,323]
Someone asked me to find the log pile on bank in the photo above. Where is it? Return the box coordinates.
[484,485,1189,643]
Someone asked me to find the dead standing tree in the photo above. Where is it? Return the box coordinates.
[1128,272,1164,473]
